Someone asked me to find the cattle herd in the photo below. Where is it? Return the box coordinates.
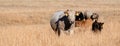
[50,9,104,36]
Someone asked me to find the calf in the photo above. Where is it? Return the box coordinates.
[92,20,104,32]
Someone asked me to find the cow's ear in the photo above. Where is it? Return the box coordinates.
[102,23,104,25]
[75,11,79,16]
[64,10,69,16]
[100,23,104,26]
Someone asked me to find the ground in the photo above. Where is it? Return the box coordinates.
[0,0,120,46]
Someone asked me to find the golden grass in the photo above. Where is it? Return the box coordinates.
[0,0,120,46]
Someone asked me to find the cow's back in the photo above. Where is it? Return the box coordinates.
[84,10,93,19]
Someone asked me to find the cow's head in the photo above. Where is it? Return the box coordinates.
[91,13,99,21]
[64,9,69,16]
[64,10,75,24]
[75,11,85,21]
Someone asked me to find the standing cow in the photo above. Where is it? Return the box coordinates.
[50,10,75,36]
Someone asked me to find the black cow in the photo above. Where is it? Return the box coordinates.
[92,20,104,32]
[75,11,85,21]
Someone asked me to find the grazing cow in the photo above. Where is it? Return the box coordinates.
[92,20,104,32]
[84,11,99,21]
[75,11,85,21]
[50,10,75,36]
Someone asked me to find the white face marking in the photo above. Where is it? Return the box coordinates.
[67,10,75,22]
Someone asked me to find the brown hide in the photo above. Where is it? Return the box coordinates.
[75,19,93,28]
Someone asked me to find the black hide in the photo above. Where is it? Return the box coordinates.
[75,12,85,21]
[92,20,104,32]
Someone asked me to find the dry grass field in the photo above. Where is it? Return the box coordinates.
[0,0,120,46]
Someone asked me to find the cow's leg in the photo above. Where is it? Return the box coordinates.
[57,25,61,36]
[56,21,61,36]
[55,20,61,36]
[69,22,75,35]
[99,28,102,32]
[55,23,58,34]
[92,25,96,32]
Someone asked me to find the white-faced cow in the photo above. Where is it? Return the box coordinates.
[91,13,99,21]
[50,10,75,36]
